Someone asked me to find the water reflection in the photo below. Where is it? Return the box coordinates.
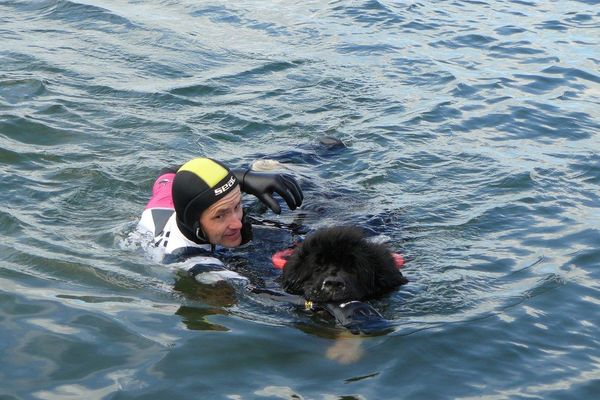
[174,305,230,332]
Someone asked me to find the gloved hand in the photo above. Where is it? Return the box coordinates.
[232,169,303,214]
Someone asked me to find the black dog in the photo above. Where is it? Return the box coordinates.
[282,226,408,303]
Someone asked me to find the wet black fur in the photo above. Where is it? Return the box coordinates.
[282,226,408,303]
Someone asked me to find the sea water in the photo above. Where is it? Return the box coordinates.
[1,1,599,399]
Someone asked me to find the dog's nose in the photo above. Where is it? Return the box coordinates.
[322,277,345,291]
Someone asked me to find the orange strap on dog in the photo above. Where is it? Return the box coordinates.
[271,248,294,269]
[392,253,405,268]
[271,248,405,269]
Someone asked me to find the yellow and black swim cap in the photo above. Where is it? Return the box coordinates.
[172,158,239,243]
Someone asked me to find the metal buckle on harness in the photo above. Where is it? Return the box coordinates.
[304,300,314,311]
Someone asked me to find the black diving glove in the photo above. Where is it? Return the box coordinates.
[232,168,303,214]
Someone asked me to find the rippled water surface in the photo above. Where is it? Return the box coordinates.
[1,0,600,399]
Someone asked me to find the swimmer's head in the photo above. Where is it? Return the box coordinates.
[172,158,239,244]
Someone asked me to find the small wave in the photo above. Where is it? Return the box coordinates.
[336,43,399,56]
[401,20,440,31]
[0,209,23,236]
[535,19,570,32]
[219,59,304,81]
[45,0,138,31]
[542,66,600,85]
[0,114,83,146]
[332,0,405,26]
[168,83,230,98]
[495,25,528,36]
[432,34,497,50]
[490,41,546,57]
[0,77,48,104]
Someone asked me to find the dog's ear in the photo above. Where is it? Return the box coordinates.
[366,243,409,291]
[375,269,408,290]
[281,250,314,294]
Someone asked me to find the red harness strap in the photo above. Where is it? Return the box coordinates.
[272,248,404,269]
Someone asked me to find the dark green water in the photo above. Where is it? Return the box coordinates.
[1,1,600,399]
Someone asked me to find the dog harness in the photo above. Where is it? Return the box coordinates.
[249,286,393,334]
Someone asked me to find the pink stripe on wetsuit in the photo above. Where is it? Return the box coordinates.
[145,173,175,210]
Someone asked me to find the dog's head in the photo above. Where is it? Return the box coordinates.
[281,226,408,303]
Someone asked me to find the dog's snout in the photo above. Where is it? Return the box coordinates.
[322,276,345,291]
